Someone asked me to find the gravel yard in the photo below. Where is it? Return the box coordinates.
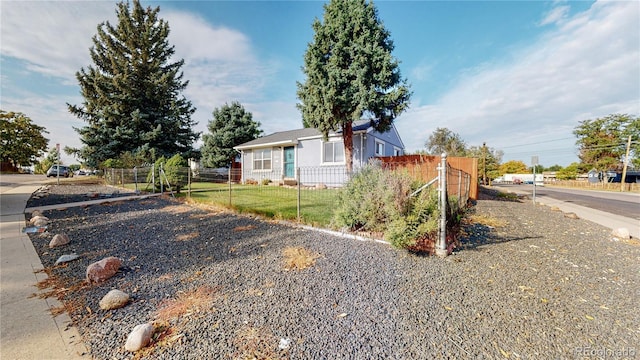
[26,184,639,359]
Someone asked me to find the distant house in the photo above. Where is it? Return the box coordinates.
[233,120,405,186]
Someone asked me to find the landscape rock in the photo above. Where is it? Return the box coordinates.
[49,233,71,248]
[612,227,630,239]
[31,217,49,227]
[30,215,49,225]
[124,323,154,352]
[564,212,579,219]
[30,210,43,217]
[86,257,122,283]
[99,289,130,310]
[55,253,80,265]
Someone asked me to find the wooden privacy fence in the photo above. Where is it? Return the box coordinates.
[377,155,478,200]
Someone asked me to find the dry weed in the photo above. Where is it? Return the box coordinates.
[283,247,320,271]
[161,205,193,214]
[466,214,508,228]
[175,231,199,242]
[232,326,289,360]
[156,285,219,322]
[233,225,256,232]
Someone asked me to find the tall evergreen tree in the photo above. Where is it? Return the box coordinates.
[201,102,263,168]
[297,0,411,172]
[68,0,198,168]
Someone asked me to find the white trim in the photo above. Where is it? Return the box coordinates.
[393,146,402,156]
[321,140,346,165]
[252,148,272,171]
[375,139,385,156]
[235,140,296,151]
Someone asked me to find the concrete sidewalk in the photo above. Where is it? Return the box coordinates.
[1,185,89,359]
[515,190,640,239]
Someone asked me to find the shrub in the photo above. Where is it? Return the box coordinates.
[334,163,465,254]
[146,154,188,192]
[333,164,414,233]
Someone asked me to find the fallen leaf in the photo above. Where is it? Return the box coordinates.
[444,306,453,311]
[585,315,594,320]
[541,298,548,303]
[599,305,609,310]
[337,313,348,318]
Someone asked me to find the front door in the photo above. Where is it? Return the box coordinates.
[284,146,295,178]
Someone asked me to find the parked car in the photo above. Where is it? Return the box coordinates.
[46,165,71,178]
[75,169,87,176]
[513,178,523,185]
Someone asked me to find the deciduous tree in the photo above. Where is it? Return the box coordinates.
[574,114,639,170]
[499,160,529,175]
[425,127,467,156]
[68,0,198,168]
[297,0,411,172]
[201,102,262,168]
[0,110,49,171]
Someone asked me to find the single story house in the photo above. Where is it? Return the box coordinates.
[233,120,405,186]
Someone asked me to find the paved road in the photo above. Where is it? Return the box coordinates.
[504,184,640,220]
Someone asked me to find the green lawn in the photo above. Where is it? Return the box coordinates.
[123,181,339,227]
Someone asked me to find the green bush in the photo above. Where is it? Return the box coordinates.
[385,188,440,249]
[334,163,465,254]
[146,154,187,192]
[333,164,414,233]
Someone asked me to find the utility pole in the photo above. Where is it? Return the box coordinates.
[620,135,632,192]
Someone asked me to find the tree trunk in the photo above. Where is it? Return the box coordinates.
[342,121,354,174]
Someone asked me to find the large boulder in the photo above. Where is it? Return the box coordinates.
[125,323,154,352]
[99,289,130,310]
[49,234,70,248]
[86,257,122,283]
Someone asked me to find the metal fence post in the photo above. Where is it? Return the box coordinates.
[458,169,462,209]
[187,165,191,199]
[160,163,164,194]
[151,165,155,193]
[297,167,301,221]
[228,164,232,207]
[436,153,448,257]
[134,166,138,194]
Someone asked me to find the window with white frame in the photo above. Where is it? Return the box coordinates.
[393,147,402,156]
[375,140,385,156]
[253,149,272,170]
[323,141,345,163]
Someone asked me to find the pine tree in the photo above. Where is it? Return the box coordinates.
[68,0,198,168]
[201,102,263,168]
[297,0,411,172]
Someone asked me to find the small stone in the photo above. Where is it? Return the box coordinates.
[611,228,630,239]
[30,210,43,217]
[549,206,561,212]
[125,323,154,352]
[33,218,49,227]
[86,257,122,283]
[55,253,79,265]
[99,289,130,310]
[279,338,291,350]
[564,212,579,219]
[49,234,71,248]
[30,215,49,225]
[315,183,327,190]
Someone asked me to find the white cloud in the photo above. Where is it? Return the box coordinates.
[0,2,116,81]
[539,5,570,26]
[396,0,640,166]
[1,2,281,164]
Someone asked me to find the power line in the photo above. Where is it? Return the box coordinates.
[500,137,573,149]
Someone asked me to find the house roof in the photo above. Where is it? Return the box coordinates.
[234,120,374,150]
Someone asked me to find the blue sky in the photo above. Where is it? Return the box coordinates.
[1,0,638,167]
